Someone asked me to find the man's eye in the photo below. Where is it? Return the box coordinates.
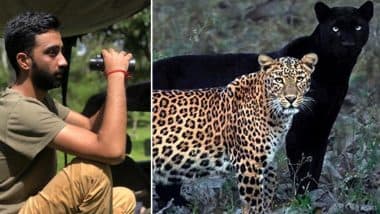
[48,50,58,56]
[45,47,60,56]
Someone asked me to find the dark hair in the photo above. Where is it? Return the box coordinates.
[4,11,60,77]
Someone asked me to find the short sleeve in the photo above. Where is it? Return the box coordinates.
[53,99,70,120]
[5,99,66,159]
[41,95,70,120]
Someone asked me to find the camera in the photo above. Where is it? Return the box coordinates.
[89,54,136,74]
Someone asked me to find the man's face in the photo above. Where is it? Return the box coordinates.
[29,30,67,90]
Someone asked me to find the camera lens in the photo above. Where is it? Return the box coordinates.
[89,54,136,73]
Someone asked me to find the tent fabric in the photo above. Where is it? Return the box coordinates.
[0,0,149,37]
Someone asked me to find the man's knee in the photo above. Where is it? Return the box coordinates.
[67,158,112,186]
[113,187,136,214]
[19,159,114,214]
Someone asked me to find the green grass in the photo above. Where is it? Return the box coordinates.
[289,195,313,212]
[128,111,151,161]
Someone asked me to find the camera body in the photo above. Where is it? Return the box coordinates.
[89,54,136,73]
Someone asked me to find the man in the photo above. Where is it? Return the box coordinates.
[0,12,135,213]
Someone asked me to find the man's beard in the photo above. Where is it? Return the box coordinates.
[31,62,63,90]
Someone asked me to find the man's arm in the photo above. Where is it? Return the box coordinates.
[64,106,104,132]
[50,49,130,165]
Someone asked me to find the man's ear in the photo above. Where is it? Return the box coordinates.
[16,52,32,71]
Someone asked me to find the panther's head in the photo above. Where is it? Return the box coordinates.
[259,53,318,115]
[314,1,373,59]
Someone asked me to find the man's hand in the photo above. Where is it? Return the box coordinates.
[102,49,133,76]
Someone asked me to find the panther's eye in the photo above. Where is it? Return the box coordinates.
[296,76,304,82]
[274,77,283,84]
[355,25,362,31]
[332,26,339,32]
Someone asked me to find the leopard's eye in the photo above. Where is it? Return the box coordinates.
[332,26,339,32]
[274,77,283,84]
[296,76,304,82]
[355,25,362,31]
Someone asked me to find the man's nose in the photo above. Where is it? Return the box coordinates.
[58,52,68,67]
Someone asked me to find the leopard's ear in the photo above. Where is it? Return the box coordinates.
[258,54,274,71]
[301,53,318,73]
[315,2,331,23]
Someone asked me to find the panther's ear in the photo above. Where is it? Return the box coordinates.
[315,2,331,23]
[358,1,373,22]
[258,54,274,71]
[301,53,318,73]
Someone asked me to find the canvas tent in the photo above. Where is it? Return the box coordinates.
[0,0,149,37]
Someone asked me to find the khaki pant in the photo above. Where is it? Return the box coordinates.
[19,158,136,214]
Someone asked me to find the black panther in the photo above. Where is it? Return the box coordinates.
[153,1,373,194]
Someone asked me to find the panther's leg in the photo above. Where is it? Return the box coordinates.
[286,137,328,193]
[305,139,329,191]
[286,99,340,194]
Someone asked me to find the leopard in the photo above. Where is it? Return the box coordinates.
[152,53,318,213]
[153,1,374,194]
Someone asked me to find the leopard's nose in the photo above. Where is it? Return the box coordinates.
[285,95,296,104]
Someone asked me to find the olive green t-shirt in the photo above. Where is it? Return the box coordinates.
[0,88,70,214]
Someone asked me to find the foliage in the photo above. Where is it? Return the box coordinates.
[289,194,313,212]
